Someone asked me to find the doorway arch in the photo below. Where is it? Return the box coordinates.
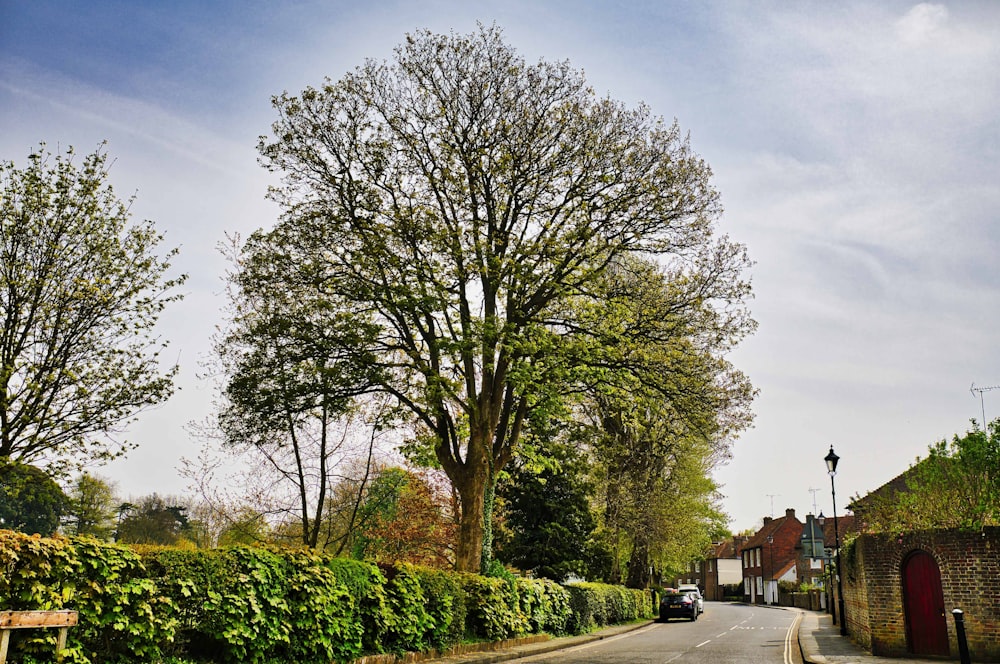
[901,550,949,656]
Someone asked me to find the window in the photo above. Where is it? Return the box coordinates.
[810,558,823,569]
[707,560,713,572]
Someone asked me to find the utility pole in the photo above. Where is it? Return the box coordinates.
[970,383,1000,430]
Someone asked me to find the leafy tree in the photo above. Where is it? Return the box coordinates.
[351,466,456,566]
[214,229,391,549]
[0,145,186,473]
[0,461,68,535]
[255,26,753,571]
[573,257,750,588]
[855,418,1000,532]
[495,440,598,581]
[64,472,118,539]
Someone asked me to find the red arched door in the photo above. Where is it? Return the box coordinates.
[902,550,949,656]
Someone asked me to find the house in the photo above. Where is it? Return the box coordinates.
[798,513,828,589]
[675,536,747,601]
[741,508,803,604]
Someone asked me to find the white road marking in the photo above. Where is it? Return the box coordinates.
[696,640,711,648]
[784,611,802,664]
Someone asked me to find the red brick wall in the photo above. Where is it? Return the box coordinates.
[843,527,1000,661]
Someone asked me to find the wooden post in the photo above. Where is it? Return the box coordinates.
[0,611,78,664]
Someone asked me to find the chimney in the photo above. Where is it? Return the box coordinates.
[763,516,772,525]
[785,508,796,520]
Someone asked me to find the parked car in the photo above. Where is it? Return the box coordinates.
[677,584,704,614]
[659,591,699,622]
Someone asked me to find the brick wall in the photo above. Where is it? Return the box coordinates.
[843,527,1000,661]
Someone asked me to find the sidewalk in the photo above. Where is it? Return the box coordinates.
[798,610,943,664]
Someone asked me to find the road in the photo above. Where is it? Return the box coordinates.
[516,603,803,664]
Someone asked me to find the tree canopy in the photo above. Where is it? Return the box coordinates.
[253,25,755,571]
[0,145,186,472]
[0,461,67,535]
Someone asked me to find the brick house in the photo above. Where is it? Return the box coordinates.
[741,508,803,604]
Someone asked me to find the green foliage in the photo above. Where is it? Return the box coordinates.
[564,582,652,634]
[117,495,191,546]
[0,530,175,663]
[516,577,572,635]
[0,532,652,663]
[496,441,598,581]
[325,556,388,656]
[380,563,435,654]
[0,462,67,535]
[459,573,527,641]
[256,25,752,572]
[410,565,467,649]
[64,473,118,539]
[855,419,1000,532]
[0,144,186,472]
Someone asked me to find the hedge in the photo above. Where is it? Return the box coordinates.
[0,530,651,663]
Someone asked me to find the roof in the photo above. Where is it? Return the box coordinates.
[745,509,802,549]
[820,514,858,547]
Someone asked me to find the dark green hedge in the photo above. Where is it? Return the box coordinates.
[0,530,651,663]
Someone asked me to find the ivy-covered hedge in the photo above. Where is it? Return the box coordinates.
[0,531,174,664]
[564,581,653,634]
[0,530,650,663]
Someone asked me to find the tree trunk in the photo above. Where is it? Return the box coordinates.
[454,474,486,571]
[626,537,651,589]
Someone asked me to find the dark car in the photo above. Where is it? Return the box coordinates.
[659,591,699,622]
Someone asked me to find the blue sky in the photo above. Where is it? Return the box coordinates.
[2,1,999,532]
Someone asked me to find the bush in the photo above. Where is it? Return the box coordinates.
[0,531,175,664]
[0,529,654,662]
[564,582,651,634]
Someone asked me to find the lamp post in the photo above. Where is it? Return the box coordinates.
[766,534,774,605]
[825,446,847,637]
[817,512,833,621]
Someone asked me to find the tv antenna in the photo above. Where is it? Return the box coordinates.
[765,494,779,518]
[970,383,1000,430]
[808,487,821,515]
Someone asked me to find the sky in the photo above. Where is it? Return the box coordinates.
[2,0,998,533]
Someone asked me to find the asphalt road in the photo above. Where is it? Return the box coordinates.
[515,603,803,664]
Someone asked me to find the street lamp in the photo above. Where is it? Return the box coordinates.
[766,534,774,606]
[817,512,834,622]
[825,446,847,637]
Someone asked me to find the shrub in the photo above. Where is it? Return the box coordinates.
[0,531,175,664]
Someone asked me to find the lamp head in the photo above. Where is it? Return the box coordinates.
[817,512,825,527]
[824,446,840,475]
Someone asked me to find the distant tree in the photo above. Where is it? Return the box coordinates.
[0,461,68,535]
[64,473,118,539]
[116,494,191,545]
[256,25,753,572]
[855,418,1000,532]
[216,507,271,547]
[0,145,186,473]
